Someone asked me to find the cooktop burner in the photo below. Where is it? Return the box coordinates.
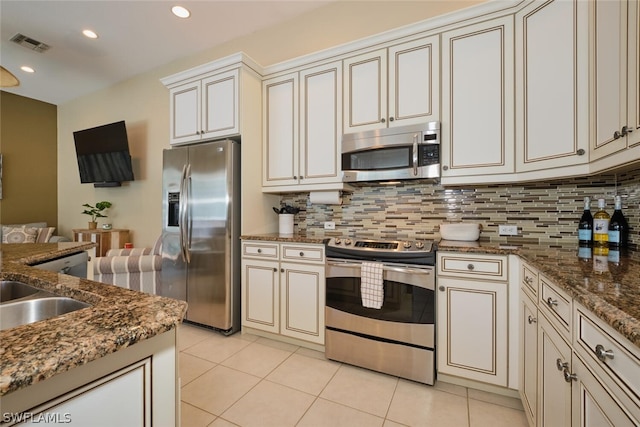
[326,237,436,265]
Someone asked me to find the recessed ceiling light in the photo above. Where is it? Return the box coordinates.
[21,66,35,73]
[171,5,190,18]
[82,29,98,39]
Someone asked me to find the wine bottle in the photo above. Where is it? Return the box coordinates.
[578,196,593,246]
[593,198,610,247]
[608,195,629,248]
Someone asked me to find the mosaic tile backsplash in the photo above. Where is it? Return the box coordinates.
[280,167,640,247]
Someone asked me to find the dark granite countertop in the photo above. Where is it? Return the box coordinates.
[438,240,640,349]
[0,243,188,396]
[240,233,330,245]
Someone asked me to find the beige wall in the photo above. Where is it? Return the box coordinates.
[0,91,57,226]
[57,1,485,246]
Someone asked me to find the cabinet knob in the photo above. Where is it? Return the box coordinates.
[613,130,622,139]
[527,315,537,324]
[299,252,304,257]
[273,268,277,272]
[438,286,445,292]
[281,268,284,273]
[577,149,585,156]
[389,117,395,122]
[380,118,386,123]
[621,125,630,136]
[467,264,475,271]
[525,276,533,285]
[546,297,558,308]
[257,248,262,254]
[442,165,449,171]
[563,369,578,383]
[293,176,298,179]
[594,344,614,362]
[556,358,569,371]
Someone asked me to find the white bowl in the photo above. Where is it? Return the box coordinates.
[439,223,481,241]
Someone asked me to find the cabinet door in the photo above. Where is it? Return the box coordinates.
[170,81,201,145]
[520,290,538,427]
[388,35,440,126]
[25,359,151,426]
[591,0,630,159]
[344,49,387,133]
[626,0,639,149]
[280,262,325,344]
[201,69,239,140]
[538,314,572,427]
[299,61,342,185]
[241,258,279,333]
[515,0,589,172]
[437,277,508,386]
[441,17,515,178]
[571,356,639,427]
[263,73,299,186]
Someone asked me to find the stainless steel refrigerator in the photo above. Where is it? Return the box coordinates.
[161,139,241,334]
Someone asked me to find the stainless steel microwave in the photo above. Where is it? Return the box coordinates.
[341,122,440,183]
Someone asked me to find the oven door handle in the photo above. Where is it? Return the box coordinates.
[327,261,432,275]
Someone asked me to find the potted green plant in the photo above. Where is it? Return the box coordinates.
[82,201,112,229]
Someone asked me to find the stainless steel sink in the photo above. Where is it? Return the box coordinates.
[1,297,90,331]
[0,280,43,302]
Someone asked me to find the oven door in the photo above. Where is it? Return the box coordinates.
[325,258,435,348]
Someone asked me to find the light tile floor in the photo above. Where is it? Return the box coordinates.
[178,323,529,427]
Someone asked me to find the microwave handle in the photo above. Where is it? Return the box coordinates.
[412,134,419,176]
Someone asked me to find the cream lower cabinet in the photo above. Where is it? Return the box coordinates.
[241,241,325,346]
[517,259,640,427]
[519,278,539,426]
[436,252,509,387]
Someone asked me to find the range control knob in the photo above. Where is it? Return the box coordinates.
[334,238,342,245]
[415,241,425,249]
[344,239,352,246]
[403,241,412,249]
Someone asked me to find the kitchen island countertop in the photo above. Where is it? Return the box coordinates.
[0,243,187,396]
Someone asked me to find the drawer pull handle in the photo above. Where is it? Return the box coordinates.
[546,297,558,308]
[594,344,615,362]
[467,264,475,271]
[527,315,537,324]
[556,358,569,371]
[299,252,305,257]
[257,249,262,254]
[563,368,578,383]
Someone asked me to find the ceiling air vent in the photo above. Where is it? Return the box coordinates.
[10,33,51,53]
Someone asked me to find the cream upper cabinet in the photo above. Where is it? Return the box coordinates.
[343,36,440,133]
[591,0,640,160]
[169,69,239,145]
[262,73,299,187]
[299,61,343,185]
[515,0,589,172]
[441,16,515,180]
[263,61,344,190]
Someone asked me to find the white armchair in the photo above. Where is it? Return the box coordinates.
[93,236,162,294]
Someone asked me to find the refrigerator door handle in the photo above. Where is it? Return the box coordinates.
[178,164,188,263]
[184,163,192,264]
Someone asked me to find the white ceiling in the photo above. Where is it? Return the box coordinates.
[0,0,333,105]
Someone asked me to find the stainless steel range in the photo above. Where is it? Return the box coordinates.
[325,237,436,385]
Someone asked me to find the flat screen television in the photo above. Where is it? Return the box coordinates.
[73,120,135,187]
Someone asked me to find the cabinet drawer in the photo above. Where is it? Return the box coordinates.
[242,242,279,259]
[539,275,571,337]
[281,245,324,263]
[521,262,538,297]
[437,253,508,281]
[575,305,640,404]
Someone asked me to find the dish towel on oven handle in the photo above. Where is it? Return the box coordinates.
[361,261,384,309]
